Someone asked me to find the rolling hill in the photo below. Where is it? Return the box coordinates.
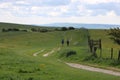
[42,23,120,29]
[0,22,120,80]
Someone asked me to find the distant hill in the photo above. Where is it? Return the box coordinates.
[0,22,58,32]
[42,23,120,29]
[0,22,51,30]
[0,22,40,28]
[0,22,120,29]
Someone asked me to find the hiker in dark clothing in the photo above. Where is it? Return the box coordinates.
[66,39,70,46]
[61,39,64,46]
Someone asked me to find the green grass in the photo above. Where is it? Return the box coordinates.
[60,29,120,70]
[0,23,120,80]
[88,29,120,66]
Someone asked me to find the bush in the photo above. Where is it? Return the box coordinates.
[28,77,33,80]
[21,30,27,32]
[2,28,20,32]
[18,69,34,73]
[13,28,19,31]
[66,51,76,57]
[108,27,120,45]
[31,28,49,32]
[68,27,75,30]
[2,28,7,32]
[59,49,77,58]
[31,28,37,32]
[61,27,68,31]
[54,28,60,31]
[40,29,48,32]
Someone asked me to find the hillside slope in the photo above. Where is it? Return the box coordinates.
[0,23,120,80]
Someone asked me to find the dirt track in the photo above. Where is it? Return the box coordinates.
[33,49,45,56]
[34,48,120,76]
[66,62,120,76]
[43,47,61,57]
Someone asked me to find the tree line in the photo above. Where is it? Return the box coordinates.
[2,28,27,32]
[1,26,76,33]
[31,26,75,32]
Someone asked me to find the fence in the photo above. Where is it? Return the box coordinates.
[88,36,120,60]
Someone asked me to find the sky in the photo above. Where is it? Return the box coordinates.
[0,0,120,25]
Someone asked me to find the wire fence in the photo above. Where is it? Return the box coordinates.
[95,48,120,60]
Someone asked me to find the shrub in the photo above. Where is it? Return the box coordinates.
[66,51,76,57]
[18,69,34,73]
[2,28,7,32]
[40,29,48,32]
[2,28,20,32]
[21,30,27,32]
[31,28,37,32]
[54,28,60,31]
[68,27,75,30]
[59,49,77,58]
[108,27,120,45]
[61,27,68,31]
[13,28,19,31]
[28,77,33,80]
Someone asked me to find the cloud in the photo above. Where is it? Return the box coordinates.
[106,11,117,16]
[38,0,70,6]
[0,2,12,8]
[0,0,120,24]
[13,0,71,6]
[0,0,120,17]
[76,0,120,4]
[86,2,120,16]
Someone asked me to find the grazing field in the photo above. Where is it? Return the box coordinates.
[87,29,120,67]
[0,23,120,80]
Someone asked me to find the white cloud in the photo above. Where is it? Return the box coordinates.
[0,2,12,8]
[60,6,69,13]
[78,0,120,4]
[15,1,29,5]
[106,10,117,16]
[48,12,62,17]
[0,0,120,25]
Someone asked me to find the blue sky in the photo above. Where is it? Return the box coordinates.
[0,0,120,25]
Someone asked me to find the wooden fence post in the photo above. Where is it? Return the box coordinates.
[90,40,93,53]
[118,50,120,60]
[111,48,113,59]
[93,47,97,58]
[88,36,92,52]
[99,39,102,57]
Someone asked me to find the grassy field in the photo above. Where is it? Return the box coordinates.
[87,29,120,67]
[0,23,120,80]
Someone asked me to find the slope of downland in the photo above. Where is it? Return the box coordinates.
[87,29,120,68]
[0,23,120,80]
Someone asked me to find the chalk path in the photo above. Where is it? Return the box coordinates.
[66,62,120,76]
[33,47,120,76]
[33,49,45,56]
[43,47,61,57]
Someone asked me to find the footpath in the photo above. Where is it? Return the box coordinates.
[33,47,120,76]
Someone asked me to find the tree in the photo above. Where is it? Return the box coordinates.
[40,29,48,32]
[61,27,68,31]
[2,28,7,32]
[68,26,75,30]
[31,28,37,32]
[108,27,120,45]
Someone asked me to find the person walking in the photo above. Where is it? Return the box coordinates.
[61,39,64,46]
[66,39,70,46]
